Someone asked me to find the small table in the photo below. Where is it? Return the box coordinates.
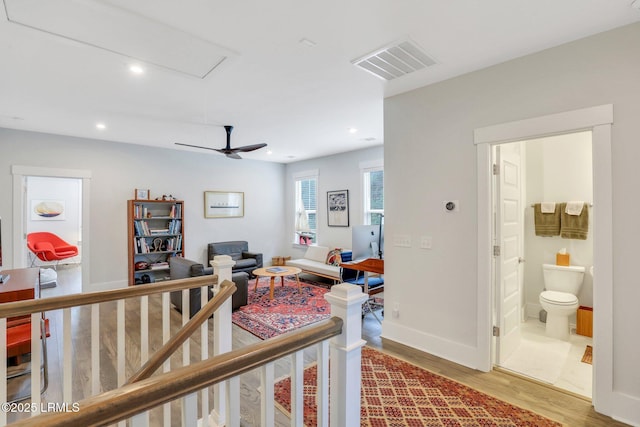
[252,266,302,300]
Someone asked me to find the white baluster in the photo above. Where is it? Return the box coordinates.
[291,350,304,427]
[260,362,275,427]
[316,341,329,427]
[201,285,209,422]
[162,292,171,427]
[210,255,235,426]
[31,312,41,414]
[63,308,72,403]
[325,283,367,427]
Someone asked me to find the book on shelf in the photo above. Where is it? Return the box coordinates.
[150,262,169,270]
[266,266,288,273]
[150,228,169,234]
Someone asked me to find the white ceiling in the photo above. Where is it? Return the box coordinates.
[1,0,638,163]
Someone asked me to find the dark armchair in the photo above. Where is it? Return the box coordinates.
[169,256,249,317]
[207,241,263,276]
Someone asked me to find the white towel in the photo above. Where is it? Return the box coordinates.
[540,202,556,214]
[565,201,584,216]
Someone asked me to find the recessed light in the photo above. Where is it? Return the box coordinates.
[266,149,273,155]
[348,128,358,134]
[129,64,145,75]
[96,123,106,130]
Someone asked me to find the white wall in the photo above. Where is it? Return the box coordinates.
[285,146,384,258]
[384,23,640,425]
[0,128,286,290]
[523,132,593,318]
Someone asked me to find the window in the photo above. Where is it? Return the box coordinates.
[294,171,318,245]
[363,164,384,225]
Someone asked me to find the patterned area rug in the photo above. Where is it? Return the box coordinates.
[232,278,331,340]
[274,347,563,427]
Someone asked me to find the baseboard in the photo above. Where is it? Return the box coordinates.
[381,320,482,371]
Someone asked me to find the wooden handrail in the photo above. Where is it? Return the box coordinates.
[127,280,236,384]
[0,275,219,319]
[9,317,344,427]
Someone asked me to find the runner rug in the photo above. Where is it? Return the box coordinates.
[232,277,331,340]
[274,346,563,427]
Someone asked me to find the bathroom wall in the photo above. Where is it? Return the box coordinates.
[523,131,593,319]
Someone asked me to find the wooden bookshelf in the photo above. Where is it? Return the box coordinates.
[127,199,184,286]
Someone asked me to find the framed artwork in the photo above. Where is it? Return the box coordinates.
[205,191,244,218]
[31,200,66,221]
[327,190,349,227]
[135,189,150,200]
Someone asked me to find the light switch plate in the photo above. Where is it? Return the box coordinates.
[393,234,412,247]
[420,236,432,249]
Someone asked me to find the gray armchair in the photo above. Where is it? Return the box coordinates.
[207,241,263,276]
[169,256,248,317]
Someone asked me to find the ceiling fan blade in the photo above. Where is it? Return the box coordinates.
[174,142,218,151]
[234,143,268,153]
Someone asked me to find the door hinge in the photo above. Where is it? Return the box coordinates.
[493,245,501,256]
[493,326,500,337]
[492,164,500,175]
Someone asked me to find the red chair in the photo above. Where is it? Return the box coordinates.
[6,317,50,402]
[27,232,78,268]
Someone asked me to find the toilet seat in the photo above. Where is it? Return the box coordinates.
[540,290,578,306]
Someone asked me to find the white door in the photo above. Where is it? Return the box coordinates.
[494,143,524,363]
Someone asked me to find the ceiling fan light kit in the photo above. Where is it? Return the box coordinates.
[175,125,267,159]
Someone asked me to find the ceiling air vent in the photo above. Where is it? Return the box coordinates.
[352,38,436,81]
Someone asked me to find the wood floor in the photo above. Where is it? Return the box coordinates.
[6,265,628,426]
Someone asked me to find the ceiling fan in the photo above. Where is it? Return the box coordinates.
[175,125,267,159]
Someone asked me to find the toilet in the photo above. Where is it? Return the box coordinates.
[539,264,585,340]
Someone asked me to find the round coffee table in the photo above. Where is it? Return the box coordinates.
[252,266,302,300]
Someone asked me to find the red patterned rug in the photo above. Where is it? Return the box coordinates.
[232,277,331,339]
[274,347,563,427]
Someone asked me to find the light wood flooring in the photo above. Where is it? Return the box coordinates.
[6,265,628,426]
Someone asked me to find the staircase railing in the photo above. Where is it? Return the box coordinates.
[1,256,369,427]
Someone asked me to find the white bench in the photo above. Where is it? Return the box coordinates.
[287,246,343,282]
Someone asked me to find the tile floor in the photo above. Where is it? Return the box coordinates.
[500,318,593,398]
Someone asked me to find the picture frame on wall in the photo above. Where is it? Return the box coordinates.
[204,191,244,218]
[135,189,150,200]
[327,190,349,227]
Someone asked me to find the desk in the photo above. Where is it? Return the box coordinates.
[0,268,40,360]
[341,258,383,294]
[340,258,384,322]
[0,268,39,303]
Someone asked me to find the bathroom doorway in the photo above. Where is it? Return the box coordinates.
[493,131,594,398]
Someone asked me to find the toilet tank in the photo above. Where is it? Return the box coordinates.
[542,264,585,295]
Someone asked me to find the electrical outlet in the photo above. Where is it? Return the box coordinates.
[420,236,432,249]
[392,303,400,318]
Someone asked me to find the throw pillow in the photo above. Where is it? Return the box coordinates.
[326,248,342,266]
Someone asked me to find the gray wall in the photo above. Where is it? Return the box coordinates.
[384,22,640,424]
[0,128,286,288]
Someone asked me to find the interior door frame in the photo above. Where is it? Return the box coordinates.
[11,165,92,291]
[474,104,613,414]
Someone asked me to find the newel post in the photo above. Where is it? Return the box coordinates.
[210,255,238,427]
[325,283,368,427]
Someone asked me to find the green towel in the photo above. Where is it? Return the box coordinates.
[534,203,561,236]
[561,202,589,240]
